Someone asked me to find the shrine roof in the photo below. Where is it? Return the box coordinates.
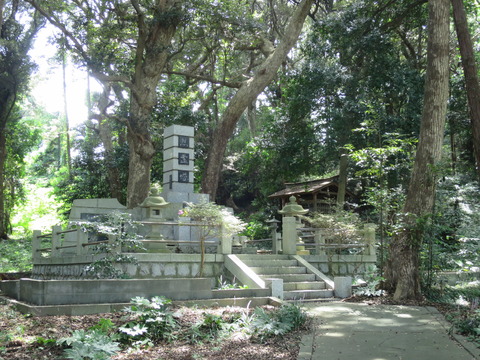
[268,176,341,198]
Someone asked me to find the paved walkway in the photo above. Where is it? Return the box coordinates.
[298,301,479,360]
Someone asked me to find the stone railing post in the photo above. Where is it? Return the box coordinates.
[108,234,121,253]
[314,229,325,256]
[364,223,376,256]
[32,230,42,261]
[76,228,88,256]
[220,224,232,255]
[282,216,297,255]
[268,219,281,254]
[51,225,62,257]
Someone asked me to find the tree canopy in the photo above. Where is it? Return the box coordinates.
[2,0,480,300]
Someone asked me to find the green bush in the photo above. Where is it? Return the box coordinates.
[75,211,146,279]
[0,238,33,273]
[250,303,307,342]
[119,296,178,345]
[58,329,120,360]
[186,313,227,344]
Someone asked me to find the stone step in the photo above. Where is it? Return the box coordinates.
[283,281,326,291]
[240,259,299,267]
[260,273,316,282]
[250,266,306,275]
[284,289,334,300]
[235,254,292,261]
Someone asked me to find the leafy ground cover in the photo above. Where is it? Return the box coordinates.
[0,297,308,360]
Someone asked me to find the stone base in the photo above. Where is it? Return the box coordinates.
[297,250,310,255]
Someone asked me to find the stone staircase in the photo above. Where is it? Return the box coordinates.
[235,254,334,300]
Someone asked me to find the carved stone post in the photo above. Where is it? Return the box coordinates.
[220,224,232,255]
[282,217,297,255]
[32,230,41,261]
[364,223,376,256]
[51,225,62,257]
[314,229,325,256]
[267,218,281,254]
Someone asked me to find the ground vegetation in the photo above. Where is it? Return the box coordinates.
[0,297,307,360]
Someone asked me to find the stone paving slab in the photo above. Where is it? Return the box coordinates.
[299,302,479,360]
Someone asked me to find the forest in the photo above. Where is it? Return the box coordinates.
[1,0,479,304]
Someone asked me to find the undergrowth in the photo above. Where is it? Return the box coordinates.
[47,297,309,359]
[425,281,480,347]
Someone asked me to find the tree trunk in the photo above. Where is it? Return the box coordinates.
[126,93,156,208]
[124,2,181,208]
[0,113,7,239]
[336,153,348,206]
[201,0,314,200]
[451,0,480,181]
[386,0,450,301]
[62,50,72,176]
[94,84,124,203]
[26,0,182,209]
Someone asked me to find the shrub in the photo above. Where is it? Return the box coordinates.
[58,329,120,360]
[250,303,307,342]
[119,296,178,345]
[75,211,146,279]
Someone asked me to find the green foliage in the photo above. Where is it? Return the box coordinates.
[446,308,480,345]
[120,297,178,345]
[75,211,145,279]
[50,142,129,218]
[421,177,480,285]
[216,275,248,290]
[240,212,271,241]
[302,207,362,231]
[181,202,246,239]
[180,202,246,275]
[34,336,58,347]
[187,313,226,344]
[89,319,116,335]
[353,265,385,297]
[58,329,120,360]
[249,304,307,342]
[425,282,480,345]
[0,237,32,272]
[12,180,62,235]
[0,2,45,237]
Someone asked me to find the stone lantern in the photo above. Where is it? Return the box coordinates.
[278,196,309,217]
[140,188,169,220]
[278,196,309,255]
[140,188,170,252]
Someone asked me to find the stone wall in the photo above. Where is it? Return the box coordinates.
[6,278,213,306]
[32,254,225,284]
[304,254,377,277]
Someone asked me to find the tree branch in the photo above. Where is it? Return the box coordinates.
[167,70,242,88]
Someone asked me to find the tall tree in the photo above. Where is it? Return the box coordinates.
[451,0,480,181]
[386,0,450,300]
[201,0,315,200]
[27,0,184,208]
[0,0,44,238]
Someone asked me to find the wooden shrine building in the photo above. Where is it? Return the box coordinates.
[268,176,355,213]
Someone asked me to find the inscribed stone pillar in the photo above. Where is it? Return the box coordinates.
[163,125,195,195]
